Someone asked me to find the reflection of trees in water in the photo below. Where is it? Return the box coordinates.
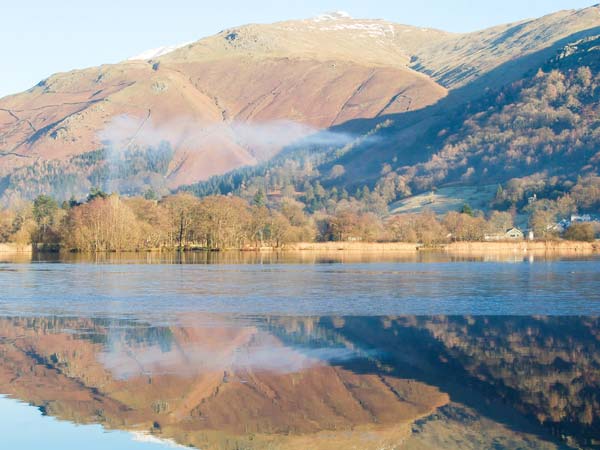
[20,316,176,351]
[275,316,599,448]
[418,317,600,444]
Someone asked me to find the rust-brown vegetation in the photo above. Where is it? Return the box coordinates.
[0,188,597,252]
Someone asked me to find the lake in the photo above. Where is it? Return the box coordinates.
[1,252,599,449]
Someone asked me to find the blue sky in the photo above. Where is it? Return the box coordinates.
[1,0,598,98]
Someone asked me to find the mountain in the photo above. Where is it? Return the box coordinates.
[184,14,600,220]
[2,6,600,204]
[0,12,447,193]
[410,5,600,89]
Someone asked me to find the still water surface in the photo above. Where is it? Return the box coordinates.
[0,253,598,449]
[1,252,600,317]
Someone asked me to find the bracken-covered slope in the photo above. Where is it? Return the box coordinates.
[0,13,448,191]
[2,6,600,201]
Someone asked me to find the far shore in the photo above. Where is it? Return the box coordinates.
[284,240,600,255]
[1,240,599,255]
[441,240,599,254]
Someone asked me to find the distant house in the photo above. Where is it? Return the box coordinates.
[549,220,569,233]
[484,227,524,241]
[345,235,363,242]
[548,215,600,234]
[505,227,524,239]
[571,214,593,223]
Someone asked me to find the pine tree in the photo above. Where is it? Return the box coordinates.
[253,188,266,207]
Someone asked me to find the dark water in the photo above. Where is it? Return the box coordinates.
[0,253,599,449]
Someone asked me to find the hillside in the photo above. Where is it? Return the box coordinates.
[2,6,600,204]
[0,12,448,196]
[411,5,600,88]
[184,29,600,223]
[333,32,600,199]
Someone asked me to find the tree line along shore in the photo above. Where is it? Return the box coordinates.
[0,190,598,253]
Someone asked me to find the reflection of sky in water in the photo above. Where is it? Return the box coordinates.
[0,396,188,449]
[99,327,358,379]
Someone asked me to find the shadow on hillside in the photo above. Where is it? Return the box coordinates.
[183,25,600,196]
[307,26,600,186]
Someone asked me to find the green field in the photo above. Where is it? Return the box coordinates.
[389,185,498,215]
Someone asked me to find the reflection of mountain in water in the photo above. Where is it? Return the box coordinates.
[278,316,599,449]
[0,316,447,450]
[0,315,597,449]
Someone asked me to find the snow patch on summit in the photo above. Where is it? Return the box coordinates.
[313,11,353,22]
[319,23,396,37]
[128,42,193,61]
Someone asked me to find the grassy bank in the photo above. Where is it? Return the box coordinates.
[1,240,598,255]
[443,240,599,254]
[284,241,599,254]
[0,243,32,253]
[284,242,420,252]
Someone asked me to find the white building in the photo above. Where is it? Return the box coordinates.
[484,227,524,241]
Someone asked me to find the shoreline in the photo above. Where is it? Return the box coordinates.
[441,240,599,254]
[284,241,600,254]
[1,241,598,255]
[0,243,33,254]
